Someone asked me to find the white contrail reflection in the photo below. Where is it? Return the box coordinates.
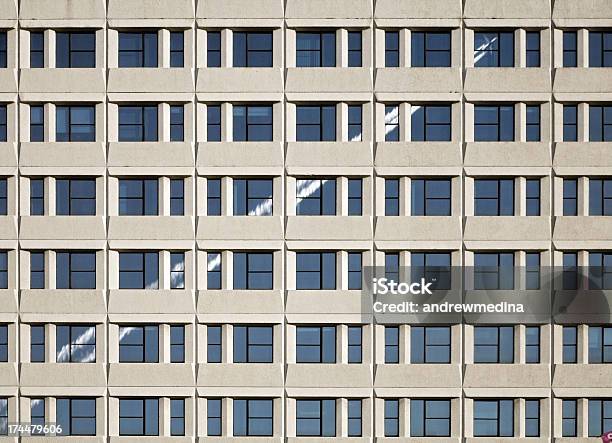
[474,35,497,65]
[296,179,325,207]
[57,326,96,363]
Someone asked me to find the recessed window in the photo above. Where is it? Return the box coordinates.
[526,252,541,290]
[0,105,6,142]
[588,399,612,437]
[170,31,184,68]
[0,32,6,68]
[525,326,540,363]
[348,104,362,141]
[233,105,273,141]
[30,398,45,434]
[233,399,273,436]
[296,178,336,215]
[56,325,96,363]
[474,105,514,141]
[348,326,362,363]
[118,105,158,142]
[385,31,399,67]
[348,31,362,67]
[589,31,612,67]
[170,325,185,363]
[474,179,514,216]
[563,178,577,216]
[562,399,577,437]
[56,32,95,68]
[563,325,577,363]
[563,252,578,290]
[56,105,96,142]
[474,31,514,67]
[119,398,159,436]
[385,252,399,282]
[30,325,45,362]
[296,326,335,363]
[411,326,451,363]
[474,252,514,290]
[348,252,362,290]
[526,179,540,216]
[473,399,514,437]
[207,398,222,435]
[118,31,158,68]
[30,178,44,215]
[411,178,451,215]
[296,32,335,67]
[56,398,96,435]
[170,399,185,436]
[234,325,273,363]
[30,105,44,141]
[56,251,96,289]
[119,178,158,216]
[385,178,399,216]
[348,178,362,216]
[207,178,221,215]
[563,104,578,142]
[348,399,362,436]
[207,31,221,67]
[296,105,336,141]
[233,179,273,215]
[474,325,514,363]
[525,399,540,436]
[170,252,185,289]
[0,324,6,362]
[384,399,399,436]
[412,31,451,67]
[233,252,273,290]
[207,252,222,289]
[170,105,184,141]
[207,105,221,141]
[526,31,540,67]
[589,252,612,290]
[526,105,541,141]
[411,252,451,290]
[296,252,336,289]
[207,325,222,363]
[119,325,159,363]
[410,399,451,437]
[119,252,159,289]
[589,104,612,141]
[170,178,184,216]
[0,252,6,289]
[57,178,96,215]
[233,31,273,67]
[30,251,45,289]
[296,399,336,436]
[385,325,399,363]
[563,31,577,67]
[411,104,451,141]
[384,105,400,141]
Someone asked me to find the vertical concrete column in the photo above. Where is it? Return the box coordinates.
[464,176,474,216]
[578,102,589,142]
[337,251,346,290]
[338,102,348,142]
[516,324,526,363]
[18,177,28,216]
[337,29,347,67]
[286,250,296,290]
[400,324,409,364]
[517,398,525,436]
[18,30,29,69]
[273,250,283,290]
[95,102,105,142]
[577,29,588,67]
[399,176,410,216]
[362,28,372,68]
[516,102,526,142]
[222,250,233,290]
[338,398,347,436]
[224,325,233,363]
[108,324,119,363]
[221,103,232,142]
[577,177,588,216]
[197,103,207,142]
[272,28,283,68]
[399,398,409,437]
[338,176,348,216]
[375,102,385,142]
[577,323,588,364]
[273,101,283,142]
[159,103,170,142]
[552,28,563,68]
[107,29,118,68]
[552,176,564,216]
[399,29,410,67]
[160,176,170,216]
[221,29,232,68]
[374,176,385,216]
[451,176,461,216]
[19,324,29,362]
[399,103,410,142]
[578,398,588,437]
[464,29,475,67]
[45,103,56,142]
[516,29,526,67]
[464,324,474,363]
[160,250,170,290]
[46,250,56,289]
[160,29,170,68]
[338,324,348,363]
[516,176,526,216]
[221,177,232,216]
[374,28,385,68]
[464,102,474,142]
[107,250,119,290]
[286,29,296,67]
[224,398,232,437]
[45,29,55,68]
[451,324,462,364]
[196,29,206,69]
[160,397,171,436]
[374,324,385,364]
[95,28,105,69]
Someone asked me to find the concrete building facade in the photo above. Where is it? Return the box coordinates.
[0,0,611,441]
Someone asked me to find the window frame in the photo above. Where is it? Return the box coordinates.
[411,31,452,67]
[385,31,399,67]
[410,399,451,437]
[233,252,274,290]
[30,104,44,141]
[562,399,577,437]
[296,399,336,437]
[526,178,541,216]
[170,252,185,290]
[474,104,515,142]
[474,30,515,67]
[348,31,362,67]
[0,324,7,362]
[118,178,158,216]
[473,399,514,437]
[526,31,541,67]
[118,31,158,68]
[233,31,273,68]
[233,325,274,363]
[411,104,452,142]
[563,31,578,67]
[56,324,96,363]
[233,398,274,437]
[207,325,222,363]
[56,178,96,216]
[525,326,540,363]
[56,31,96,68]
[56,251,96,289]
[474,178,515,216]
[296,178,336,216]
[207,31,221,67]
[411,325,451,364]
[474,325,514,363]
[589,104,612,142]
[30,251,45,289]
[118,105,158,142]
[118,251,159,290]
[563,104,578,142]
[295,251,336,290]
[526,104,541,141]
[118,324,159,363]
[411,178,452,216]
[206,105,221,141]
[232,104,273,142]
[563,178,578,216]
[296,325,336,364]
[118,398,159,436]
[589,31,612,67]
[169,105,184,142]
[296,104,336,141]
[207,252,222,290]
[296,31,336,67]
[233,178,273,216]
[56,397,97,436]
[347,325,362,364]
[563,325,577,363]
[30,324,45,362]
[56,105,96,142]
[170,325,185,363]
[207,398,222,436]
[170,398,185,436]
[384,399,399,437]
[207,178,221,215]
[384,104,400,141]
[170,31,184,68]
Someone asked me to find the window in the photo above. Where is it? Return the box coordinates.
[0,179,5,215]
[474,31,514,67]
[411,252,451,290]
[118,32,157,67]
[170,179,184,216]
[233,105,273,141]
[56,32,95,68]
[411,178,451,215]
[207,252,222,289]
[348,31,362,67]
[562,399,577,437]
[348,178,362,216]
[474,326,514,363]
[119,325,159,363]
[0,325,7,362]
[119,398,158,436]
[118,106,157,142]
[526,252,540,290]
[590,179,612,215]
[233,252,273,289]
[233,399,273,436]
[296,326,336,363]
[296,178,336,215]
[56,325,96,363]
[564,104,578,141]
[234,179,272,215]
[234,325,273,363]
[233,32,273,67]
[169,105,184,141]
[296,252,336,290]
[170,31,184,67]
[56,179,96,215]
[207,31,221,67]
[563,179,578,216]
[384,253,399,285]
[296,32,335,67]
[411,104,451,141]
[170,399,185,436]
[170,325,184,363]
[525,399,540,436]
[563,31,577,67]
[348,105,362,141]
[0,251,6,289]
[385,31,399,67]
[474,252,514,290]
[207,398,222,435]
[30,251,44,289]
[0,32,6,68]
[526,31,540,67]
[296,105,336,141]
[590,252,612,290]
[31,325,45,362]
[411,326,451,363]
[384,399,399,437]
[296,399,336,436]
[119,252,159,289]
[526,179,540,216]
[207,105,221,141]
[31,398,45,434]
[0,105,6,141]
[526,105,541,141]
[589,31,612,67]
[411,399,450,437]
[348,326,362,363]
[119,179,158,215]
[563,326,577,363]
[474,179,514,215]
[563,252,578,290]
[56,251,96,289]
[170,252,184,289]
[588,326,612,363]
[412,31,451,67]
[207,178,221,215]
[56,105,95,141]
[526,326,540,363]
[385,178,399,215]
[590,104,612,141]
[207,325,222,363]
[588,399,612,436]
[385,326,399,363]
[384,104,399,141]
[474,105,514,141]
[347,399,362,436]
[473,399,513,437]
[348,252,362,290]
[56,398,96,435]
[30,105,44,141]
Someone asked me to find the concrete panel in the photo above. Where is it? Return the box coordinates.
[108,216,195,240]
[20,290,106,316]
[375,0,462,20]
[196,142,283,171]
[20,69,105,95]
[20,0,105,19]
[464,68,551,94]
[286,142,373,171]
[20,142,106,168]
[375,364,462,388]
[374,217,462,242]
[196,216,283,241]
[552,364,612,389]
[285,0,371,19]
[197,364,283,387]
[196,0,283,20]
[374,68,462,98]
[107,0,194,19]
[20,364,106,387]
[108,290,195,314]
[107,69,194,94]
[464,364,551,388]
[464,0,550,19]
[0,0,17,20]
[107,142,194,167]
[553,217,612,249]
[285,291,363,316]
[0,70,17,94]
[554,69,612,99]
[0,364,18,386]
[464,217,551,244]
[554,143,612,173]
[285,364,372,388]
[553,0,612,23]
[285,68,372,96]
[0,217,17,240]
[20,216,105,240]
[375,143,463,171]
[285,216,372,241]
[197,290,284,315]
[108,364,195,386]
[465,143,551,168]
[196,68,283,95]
